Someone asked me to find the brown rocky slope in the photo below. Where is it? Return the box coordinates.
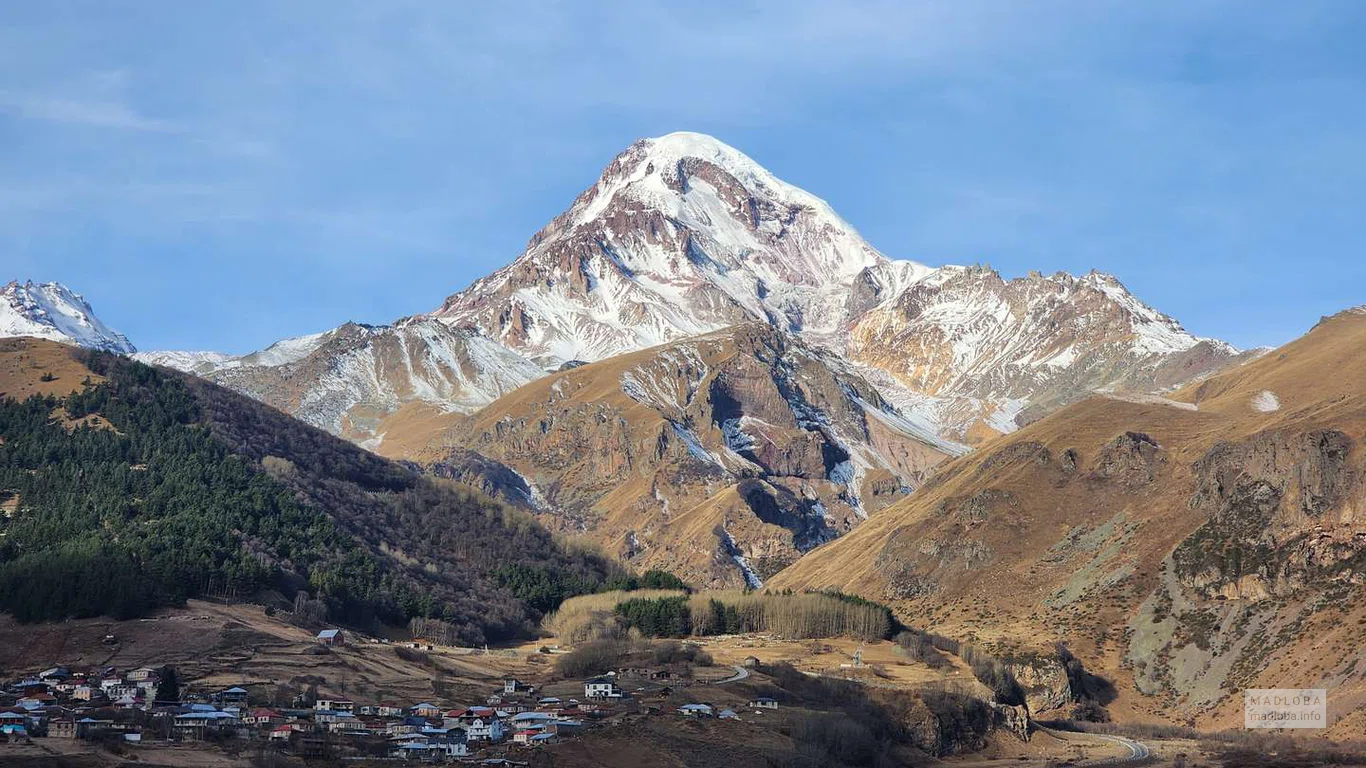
[387,323,950,589]
[770,307,1366,736]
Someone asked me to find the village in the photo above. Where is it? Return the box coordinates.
[0,627,782,764]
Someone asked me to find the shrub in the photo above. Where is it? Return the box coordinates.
[893,630,952,669]
[554,639,627,678]
[651,640,712,666]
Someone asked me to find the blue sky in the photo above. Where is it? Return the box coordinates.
[2,1,1363,353]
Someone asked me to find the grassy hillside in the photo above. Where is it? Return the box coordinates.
[770,309,1366,734]
[0,341,629,644]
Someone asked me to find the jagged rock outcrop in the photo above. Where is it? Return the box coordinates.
[1005,656,1075,715]
[1175,428,1363,599]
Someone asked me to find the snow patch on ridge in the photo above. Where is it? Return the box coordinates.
[671,421,724,468]
[1251,390,1281,412]
[720,526,764,589]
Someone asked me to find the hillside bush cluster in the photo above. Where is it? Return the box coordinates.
[545,588,895,642]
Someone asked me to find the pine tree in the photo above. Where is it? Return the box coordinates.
[155,665,180,704]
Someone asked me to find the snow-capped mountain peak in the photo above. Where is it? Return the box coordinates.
[135,132,1245,448]
[570,131,836,229]
[434,131,924,364]
[0,280,135,354]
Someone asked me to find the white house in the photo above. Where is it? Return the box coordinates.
[105,684,139,700]
[464,717,503,742]
[315,698,354,713]
[583,677,621,699]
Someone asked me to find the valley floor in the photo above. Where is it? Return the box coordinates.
[4,603,1364,768]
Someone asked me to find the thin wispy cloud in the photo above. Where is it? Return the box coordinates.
[0,91,176,132]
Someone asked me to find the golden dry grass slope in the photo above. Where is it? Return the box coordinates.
[384,323,950,589]
[0,337,105,400]
[771,308,1366,736]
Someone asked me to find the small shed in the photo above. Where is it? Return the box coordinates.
[316,629,345,646]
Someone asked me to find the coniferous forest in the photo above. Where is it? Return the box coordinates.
[0,349,626,643]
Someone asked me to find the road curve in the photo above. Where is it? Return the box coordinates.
[712,665,750,684]
[1078,733,1152,765]
[1037,727,1152,765]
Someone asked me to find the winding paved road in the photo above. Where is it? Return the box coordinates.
[1089,733,1151,763]
[712,665,750,684]
[1037,726,1152,765]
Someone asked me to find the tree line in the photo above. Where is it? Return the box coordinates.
[0,350,635,643]
[602,590,896,641]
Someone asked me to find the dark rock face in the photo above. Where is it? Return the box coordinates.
[419,450,539,510]
[1176,428,1364,599]
[1091,431,1164,487]
[978,441,1051,474]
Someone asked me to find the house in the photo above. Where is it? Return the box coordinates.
[2,724,29,742]
[471,717,506,742]
[719,709,740,720]
[50,719,77,739]
[106,683,139,700]
[127,667,159,682]
[583,677,621,699]
[244,708,284,726]
[443,707,502,742]
[316,629,345,646]
[509,712,554,727]
[548,719,584,735]
[410,702,441,718]
[17,694,55,709]
[749,697,779,710]
[55,679,85,695]
[677,704,714,718]
[390,730,469,759]
[173,710,238,740]
[12,676,46,692]
[324,712,362,733]
[270,723,304,741]
[75,717,114,739]
[315,698,354,713]
[527,732,557,745]
[405,639,435,650]
[503,678,532,695]
[114,693,147,710]
[217,687,249,706]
